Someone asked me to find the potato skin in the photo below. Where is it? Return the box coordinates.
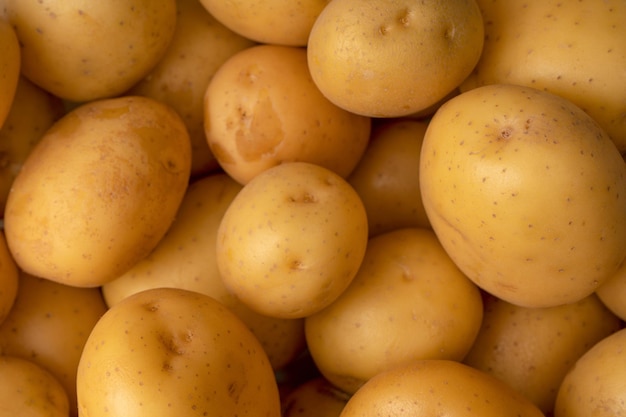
[4,95,191,287]
[420,84,626,308]
[595,259,626,321]
[0,19,19,128]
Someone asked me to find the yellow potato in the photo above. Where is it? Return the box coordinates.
[102,173,306,370]
[3,0,176,102]
[420,84,626,308]
[462,0,626,152]
[77,287,281,417]
[0,355,69,417]
[0,76,65,216]
[595,259,626,320]
[281,377,349,417]
[0,18,19,128]
[0,230,18,325]
[348,119,430,237]
[340,359,545,417]
[463,293,622,414]
[307,0,484,117]
[554,327,626,417]
[198,0,329,46]
[4,95,191,287]
[129,0,255,177]
[305,228,483,394]
[216,162,369,319]
[204,44,371,185]
[0,272,108,416]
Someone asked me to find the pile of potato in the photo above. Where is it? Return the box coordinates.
[0,0,625,416]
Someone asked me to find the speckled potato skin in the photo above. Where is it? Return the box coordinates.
[76,287,281,417]
[216,162,369,319]
[2,0,176,102]
[4,95,191,287]
[420,84,626,308]
[0,19,19,129]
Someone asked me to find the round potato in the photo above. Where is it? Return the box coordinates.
[281,377,349,417]
[77,287,281,417]
[198,0,329,46]
[4,95,191,287]
[0,355,69,417]
[0,18,19,129]
[204,44,371,185]
[420,84,626,308]
[348,119,430,237]
[3,0,176,102]
[307,0,484,117]
[464,293,622,414]
[216,162,369,319]
[595,259,626,321]
[0,230,18,325]
[340,359,545,417]
[305,228,483,394]
[554,327,626,417]
[129,0,255,177]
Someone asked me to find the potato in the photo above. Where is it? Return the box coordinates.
[461,0,626,152]
[463,293,622,414]
[420,83,626,308]
[306,0,484,117]
[0,76,65,216]
[0,229,18,325]
[102,173,306,370]
[4,95,191,287]
[216,162,369,319]
[0,18,19,128]
[0,355,69,417]
[128,0,255,177]
[281,377,349,417]
[554,327,626,417]
[348,119,430,237]
[198,0,329,46]
[595,260,626,321]
[77,287,281,417]
[204,44,371,185]
[0,272,108,416]
[3,0,176,102]
[340,359,545,417]
[305,228,483,394]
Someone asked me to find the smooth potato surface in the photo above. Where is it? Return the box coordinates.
[0,19,19,129]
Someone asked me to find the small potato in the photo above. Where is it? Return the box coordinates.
[0,272,108,416]
[340,359,545,417]
[3,0,176,102]
[0,355,69,417]
[464,293,622,414]
[216,162,369,319]
[77,287,281,417]
[348,119,429,237]
[307,0,484,117]
[281,377,349,417]
[0,18,19,128]
[305,228,483,394]
[554,327,626,417]
[205,44,371,185]
[4,95,191,287]
[595,259,626,321]
[0,230,18,325]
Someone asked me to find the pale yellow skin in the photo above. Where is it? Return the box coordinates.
[0,230,18,326]
[3,0,176,102]
[339,359,545,417]
[0,76,65,217]
[595,260,626,321]
[102,173,306,370]
[307,0,484,117]
[348,119,430,237]
[420,84,626,308]
[205,44,371,185]
[198,0,330,46]
[462,0,626,152]
[554,327,626,417]
[0,272,108,417]
[129,0,255,177]
[0,19,19,129]
[464,293,622,415]
[4,96,191,287]
[216,162,369,319]
[77,287,281,417]
[281,377,349,417]
[305,228,483,394]
[0,356,70,417]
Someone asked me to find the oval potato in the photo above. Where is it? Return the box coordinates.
[0,18,19,128]
[595,259,626,321]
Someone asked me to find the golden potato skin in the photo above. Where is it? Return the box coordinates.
[4,96,191,287]
[0,230,18,325]
[281,377,349,417]
[307,0,484,117]
[77,287,281,417]
[464,293,622,414]
[595,259,626,321]
[0,18,19,129]
[420,84,626,308]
